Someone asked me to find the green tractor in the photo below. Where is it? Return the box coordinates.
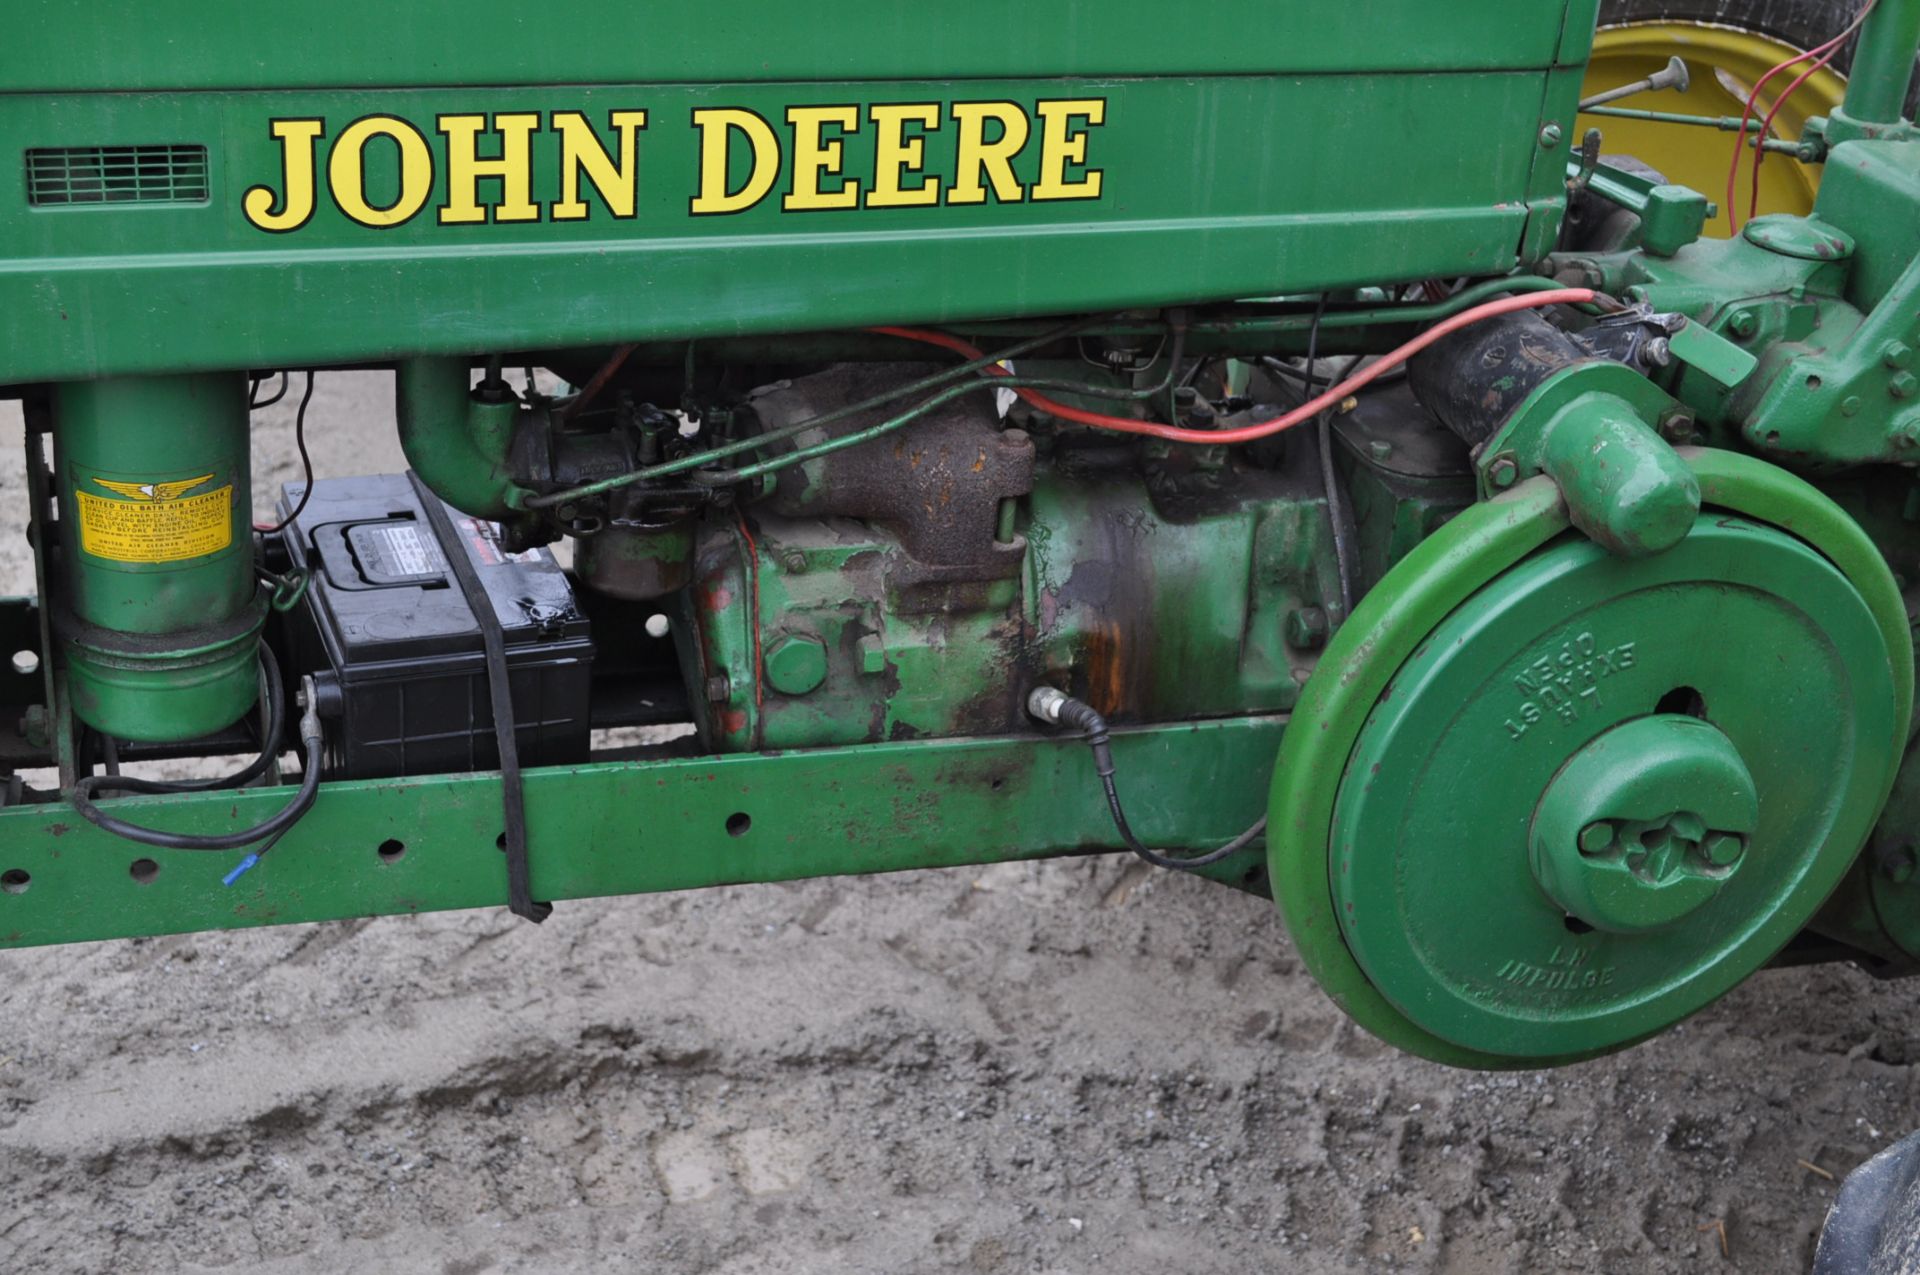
[4,0,1920,1072]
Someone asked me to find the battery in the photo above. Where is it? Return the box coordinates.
[278,472,592,779]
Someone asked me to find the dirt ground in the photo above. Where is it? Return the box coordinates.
[0,377,1917,1274]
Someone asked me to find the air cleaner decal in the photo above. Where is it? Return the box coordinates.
[74,471,232,564]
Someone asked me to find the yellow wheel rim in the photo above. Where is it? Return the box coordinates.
[1582,22,1848,236]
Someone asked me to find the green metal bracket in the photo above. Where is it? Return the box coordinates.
[1478,362,1698,557]
[1568,158,1713,257]
[1666,317,1759,390]
[0,714,1282,949]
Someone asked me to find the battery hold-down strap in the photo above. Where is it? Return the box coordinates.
[407,472,552,923]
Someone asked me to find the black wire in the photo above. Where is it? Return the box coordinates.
[67,645,320,851]
[1259,355,1406,389]
[1178,355,1219,390]
[1047,694,1265,871]
[1301,297,1358,622]
[249,371,290,411]
[139,641,287,794]
[262,372,317,536]
[70,738,321,851]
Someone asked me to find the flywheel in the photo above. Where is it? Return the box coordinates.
[1269,450,1912,1068]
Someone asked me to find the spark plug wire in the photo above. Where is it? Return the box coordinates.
[868,288,1596,445]
[1725,1,1875,233]
[1747,1,1877,222]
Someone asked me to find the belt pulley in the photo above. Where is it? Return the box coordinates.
[1268,449,1912,1067]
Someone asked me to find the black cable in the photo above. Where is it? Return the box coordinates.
[1034,691,1265,871]
[1299,297,1359,622]
[1163,320,1187,427]
[262,372,317,536]
[1323,352,1366,620]
[67,647,322,851]
[249,371,290,411]
[408,471,551,923]
[71,742,320,852]
[1179,355,1219,391]
[1259,355,1406,389]
[139,640,288,794]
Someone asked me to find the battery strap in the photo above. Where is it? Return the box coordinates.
[406,472,552,924]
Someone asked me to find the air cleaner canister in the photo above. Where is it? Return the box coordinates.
[53,374,264,742]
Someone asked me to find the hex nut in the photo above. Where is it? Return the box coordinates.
[1285,606,1330,651]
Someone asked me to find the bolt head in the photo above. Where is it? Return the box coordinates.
[1884,341,1914,371]
[780,549,808,573]
[1286,607,1329,648]
[704,674,731,704]
[1659,411,1695,443]
[1882,844,1918,885]
[1577,821,1615,855]
[1487,456,1520,489]
[1285,606,1330,651]
[18,705,47,748]
[1367,439,1394,462]
[765,632,830,697]
[1727,310,1758,339]
[1891,372,1917,400]
[1538,123,1563,149]
[1700,832,1744,868]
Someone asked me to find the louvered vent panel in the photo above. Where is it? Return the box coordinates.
[26,145,209,206]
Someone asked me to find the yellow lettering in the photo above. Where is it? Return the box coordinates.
[783,105,860,211]
[328,115,433,228]
[690,108,780,215]
[865,102,941,208]
[550,109,648,220]
[948,102,1028,206]
[243,119,324,232]
[1031,98,1105,202]
[438,112,540,224]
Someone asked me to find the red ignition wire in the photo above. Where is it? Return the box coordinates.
[1749,0,1877,221]
[1726,1,1875,234]
[868,288,1596,446]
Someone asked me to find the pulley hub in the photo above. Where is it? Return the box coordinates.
[1531,714,1758,935]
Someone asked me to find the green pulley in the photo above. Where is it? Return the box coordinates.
[1269,450,1912,1068]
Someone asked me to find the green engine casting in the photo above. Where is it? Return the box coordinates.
[3,0,1920,1070]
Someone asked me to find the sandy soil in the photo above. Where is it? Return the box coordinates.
[0,377,1915,1274]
